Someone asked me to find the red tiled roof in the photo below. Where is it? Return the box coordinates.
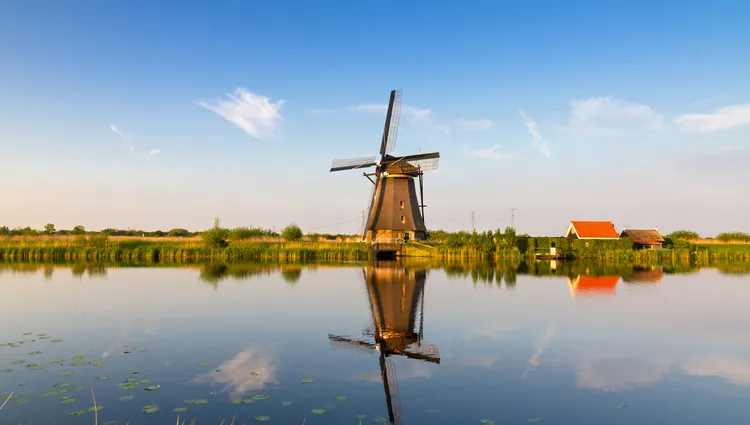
[570,221,619,239]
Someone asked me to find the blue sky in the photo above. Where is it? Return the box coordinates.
[1,0,749,236]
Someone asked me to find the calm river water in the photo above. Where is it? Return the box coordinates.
[1,262,749,424]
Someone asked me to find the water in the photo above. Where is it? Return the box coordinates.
[1,262,749,424]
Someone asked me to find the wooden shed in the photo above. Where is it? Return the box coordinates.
[620,229,665,250]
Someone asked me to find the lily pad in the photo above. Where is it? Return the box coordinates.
[311,409,327,415]
[142,405,159,414]
[52,360,65,365]
[118,383,139,390]
[26,363,44,370]
[86,405,104,412]
[23,332,33,335]
[51,339,63,343]
[69,410,86,416]
[0,368,13,373]
[38,336,51,340]
[174,407,188,413]
[28,350,42,355]
[333,396,347,401]
[300,379,314,384]
[250,371,261,376]
[230,399,243,405]
[119,395,134,401]
[143,385,160,391]
[88,360,106,367]
[255,416,270,421]
[355,414,366,419]
[241,399,255,404]
[374,417,387,422]
[54,382,73,388]
[11,360,26,364]
[281,401,292,406]
[70,361,86,367]
[12,398,28,405]
[95,375,110,381]
[252,394,269,401]
[209,391,216,397]
[127,369,139,374]
[361,375,373,380]
[528,419,541,423]
[60,371,75,376]
[197,362,211,367]
[480,421,496,425]
[138,349,150,353]
[60,395,77,404]
[73,355,86,361]
[184,399,208,405]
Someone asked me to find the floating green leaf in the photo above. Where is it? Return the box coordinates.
[241,399,255,404]
[54,382,73,388]
[51,339,63,343]
[197,362,211,367]
[86,405,104,412]
[528,419,541,423]
[26,363,44,370]
[230,399,243,405]
[174,407,188,413]
[59,371,75,376]
[11,360,25,364]
[300,379,314,384]
[69,410,86,416]
[250,371,260,376]
[28,350,42,355]
[88,360,106,367]
[95,375,110,381]
[73,355,86,360]
[0,368,12,373]
[119,395,134,401]
[255,416,270,421]
[138,349,150,353]
[361,375,373,380]
[60,395,77,404]
[311,409,327,415]
[52,360,65,365]
[12,398,28,405]
[209,391,216,397]
[38,336,51,340]
[143,385,160,391]
[355,414,366,419]
[281,401,292,406]
[71,361,86,367]
[252,394,269,401]
[118,383,139,390]
[333,396,347,401]
[127,369,139,374]
[184,399,208,405]
[142,405,159,414]
[23,332,33,335]
[374,417,387,422]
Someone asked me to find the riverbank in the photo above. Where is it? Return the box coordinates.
[1,236,750,263]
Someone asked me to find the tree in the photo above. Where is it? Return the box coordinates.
[281,223,303,241]
[72,225,86,235]
[44,223,56,235]
[201,217,229,249]
[0,226,9,236]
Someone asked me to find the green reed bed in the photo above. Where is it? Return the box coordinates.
[0,239,371,262]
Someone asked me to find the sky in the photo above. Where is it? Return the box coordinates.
[1,0,749,236]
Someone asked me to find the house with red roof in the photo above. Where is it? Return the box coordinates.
[564,221,620,240]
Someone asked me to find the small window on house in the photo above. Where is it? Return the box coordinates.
[401,216,405,224]
[400,201,404,209]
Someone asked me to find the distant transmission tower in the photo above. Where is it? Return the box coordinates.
[511,208,516,230]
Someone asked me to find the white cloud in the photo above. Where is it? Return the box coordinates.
[518,110,551,158]
[431,124,452,138]
[576,356,670,391]
[146,149,161,159]
[568,96,663,136]
[469,144,510,161]
[196,88,284,139]
[192,347,278,398]
[674,104,750,133]
[355,103,431,123]
[523,326,555,377]
[110,124,134,153]
[456,118,494,132]
[683,355,750,385]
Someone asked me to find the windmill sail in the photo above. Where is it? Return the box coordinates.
[330,156,378,172]
[380,89,402,158]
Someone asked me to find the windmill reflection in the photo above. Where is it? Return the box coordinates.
[328,262,440,425]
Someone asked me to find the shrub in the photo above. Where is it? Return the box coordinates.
[167,228,190,237]
[716,232,750,243]
[72,225,86,236]
[666,230,700,240]
[281,224,303,242]
[88,233,109,248]
[202,218,230,249]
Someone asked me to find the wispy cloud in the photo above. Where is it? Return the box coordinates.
[518,110,551,158]
[146,149,161,159]
[523,326,555,377]
[691,94,727,106]
[456,118,494,132]
[110,124,134,154]
[568,96,663,136]
[192,347,278,398]
[683,355,750,386]
[674,104,750,133]
[576,356,670,391]
[469,144,510,161]
[354,103,431,123]
[196,88,284,139]
[431,124,452,138]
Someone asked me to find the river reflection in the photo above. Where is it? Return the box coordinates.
[1,260,749,425]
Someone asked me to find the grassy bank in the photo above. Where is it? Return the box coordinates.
[0,237,371,262]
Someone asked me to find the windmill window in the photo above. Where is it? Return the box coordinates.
[400,201,404,209]
[401,216,405,224]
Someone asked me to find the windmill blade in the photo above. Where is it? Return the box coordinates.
[402,342,441,363]
[330,156,378,172]
[384,152,440,173]
[328,334,377,352]
[379,89,402,157]
[381,354,402,425]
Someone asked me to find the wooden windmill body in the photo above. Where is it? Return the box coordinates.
[328,263,440,425]
[330,90,440,242]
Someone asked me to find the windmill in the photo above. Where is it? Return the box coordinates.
[330,89,440,242]
[328,263,440,425]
